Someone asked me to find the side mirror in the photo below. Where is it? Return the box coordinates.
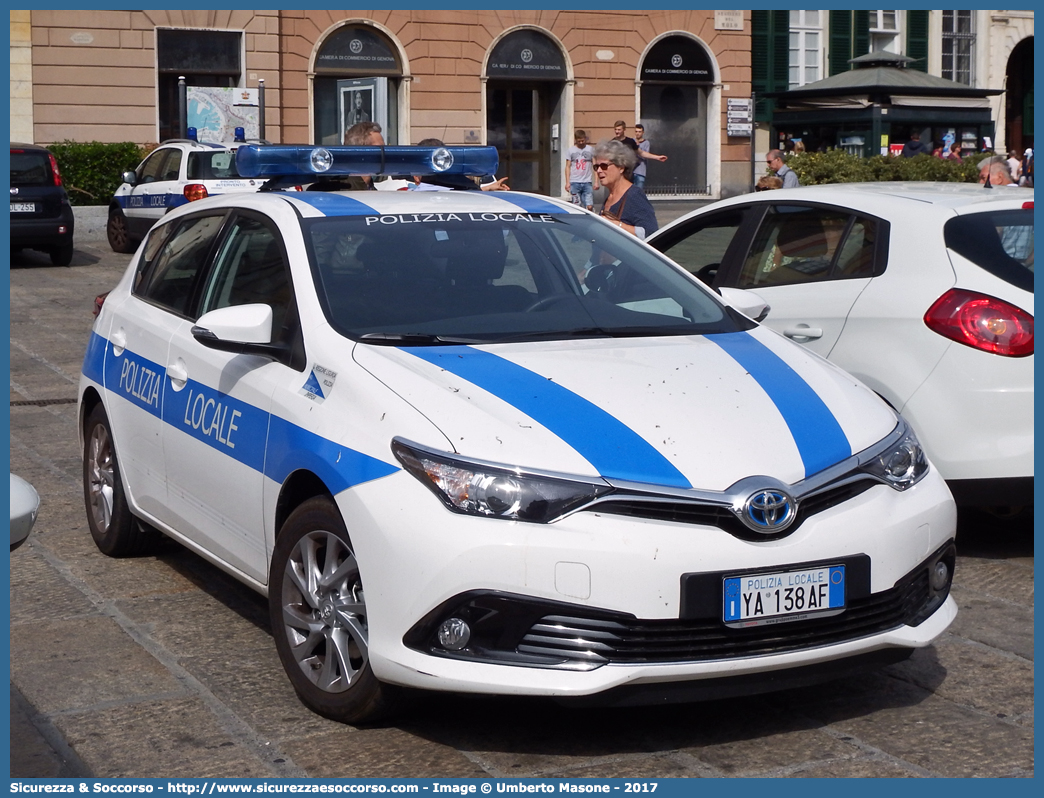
[191,304,289,363]
[719,287,770,323]
[121,171,138,186]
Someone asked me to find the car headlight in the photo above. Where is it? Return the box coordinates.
[861,425,929,490]
[392,440,612,523]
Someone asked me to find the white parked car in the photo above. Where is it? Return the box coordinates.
[79,145,957,723]
[649,183,1033,512]
[10,473,40,551]
[107,138,264,254]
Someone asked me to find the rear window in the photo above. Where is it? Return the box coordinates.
[10,151,53,186]
[187,151,242,180]
[944,209,1033,292]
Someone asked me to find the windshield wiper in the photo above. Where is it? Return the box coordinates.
[358,332,488,345]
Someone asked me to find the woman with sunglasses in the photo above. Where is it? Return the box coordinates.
[591,139,659,239]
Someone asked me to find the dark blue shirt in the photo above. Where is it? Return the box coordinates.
[602,184,658,238]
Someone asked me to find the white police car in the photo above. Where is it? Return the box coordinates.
[107,138,263,253]
[79,144,957,723]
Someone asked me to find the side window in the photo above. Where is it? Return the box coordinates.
[736,206,873,288]
[653,209,746,284]
[200,217,293,339]
[138,150,170,184]
[134,214,226,316]
[160,149,183,182]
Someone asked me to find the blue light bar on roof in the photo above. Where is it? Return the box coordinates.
[235,145,499,179]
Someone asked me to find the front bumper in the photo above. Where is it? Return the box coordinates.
[338,465,957,699]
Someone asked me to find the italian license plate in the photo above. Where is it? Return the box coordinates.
[11,202,36,213]
[723,565,845,627]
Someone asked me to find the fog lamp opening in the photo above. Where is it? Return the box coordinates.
[931,560,950,592]
[437,617,471,651]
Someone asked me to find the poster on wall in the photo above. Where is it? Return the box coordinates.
[337,77,388,143]
[187,87,259,142]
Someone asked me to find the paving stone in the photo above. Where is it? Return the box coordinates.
[53,697,277,778]
[947,587,1034,660]
[281,726,486,778]
[10,616,186,714]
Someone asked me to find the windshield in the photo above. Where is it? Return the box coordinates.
[944,208,1033,292]
[304,212,752,343]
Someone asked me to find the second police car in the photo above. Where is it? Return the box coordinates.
[79,144,957,723]
[107,136,263,254]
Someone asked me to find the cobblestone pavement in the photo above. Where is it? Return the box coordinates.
[8,212,1033,778]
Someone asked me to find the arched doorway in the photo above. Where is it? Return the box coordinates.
[485,29,568,195]
[312,24,404,145]
[1005,37,1033,154]
[638,35,716,196]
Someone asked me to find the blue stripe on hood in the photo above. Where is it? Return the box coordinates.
[707,332,851,477]
[492,192,577,215]
[290,192,380,215]
[399,346,692,489]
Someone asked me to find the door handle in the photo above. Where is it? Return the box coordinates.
[783,325,823,341]
[111,328,127,356]
[166,359,188,390]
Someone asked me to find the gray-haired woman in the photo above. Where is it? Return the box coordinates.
[592,139,659,238]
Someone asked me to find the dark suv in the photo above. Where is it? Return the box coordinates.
[10,143,76,266]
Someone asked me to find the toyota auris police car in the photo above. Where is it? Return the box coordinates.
[107,138,263,254]
[79,144,957,723]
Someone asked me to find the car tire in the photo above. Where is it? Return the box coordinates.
[106,208,136,254]
[83,403,157,556]
[49,243,74,267]
[269,496,401,724]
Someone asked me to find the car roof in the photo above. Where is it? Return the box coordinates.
[203,188,588,219]
[10,142,52,152]
[655,181,1033,237]
[784,181,1031,210]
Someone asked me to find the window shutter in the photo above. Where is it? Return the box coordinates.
[829,11,853,76]
[853,10,870,60]
[751,11,790,122]
[906,10,929,72]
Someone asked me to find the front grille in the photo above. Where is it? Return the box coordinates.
[594,479,877,539]
[518,567,930,665]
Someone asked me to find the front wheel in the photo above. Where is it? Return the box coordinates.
[82,403,157,556]
[269,497,400,724]
[106,208,136,254]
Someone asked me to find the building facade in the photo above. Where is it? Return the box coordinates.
[11,9,757,199]
[750,9,1033,158]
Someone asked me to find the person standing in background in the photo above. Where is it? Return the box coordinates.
[565,130,598,210]
[632,123,668,190]
[766,150,799,188]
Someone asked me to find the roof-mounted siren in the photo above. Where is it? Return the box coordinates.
[235,145,499,180]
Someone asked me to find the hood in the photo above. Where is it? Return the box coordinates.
[353,329,897,491]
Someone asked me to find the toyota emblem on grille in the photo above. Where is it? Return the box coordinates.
[744,489,796,533]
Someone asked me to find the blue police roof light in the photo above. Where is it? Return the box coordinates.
[187,127,198,142]
[235,145,499,180]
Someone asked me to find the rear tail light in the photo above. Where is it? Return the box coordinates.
[183,184,209,202]
[48,152,63,186]
[924,288,1033,357]
[93,291,109,317]
[1023,201,1033,210]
